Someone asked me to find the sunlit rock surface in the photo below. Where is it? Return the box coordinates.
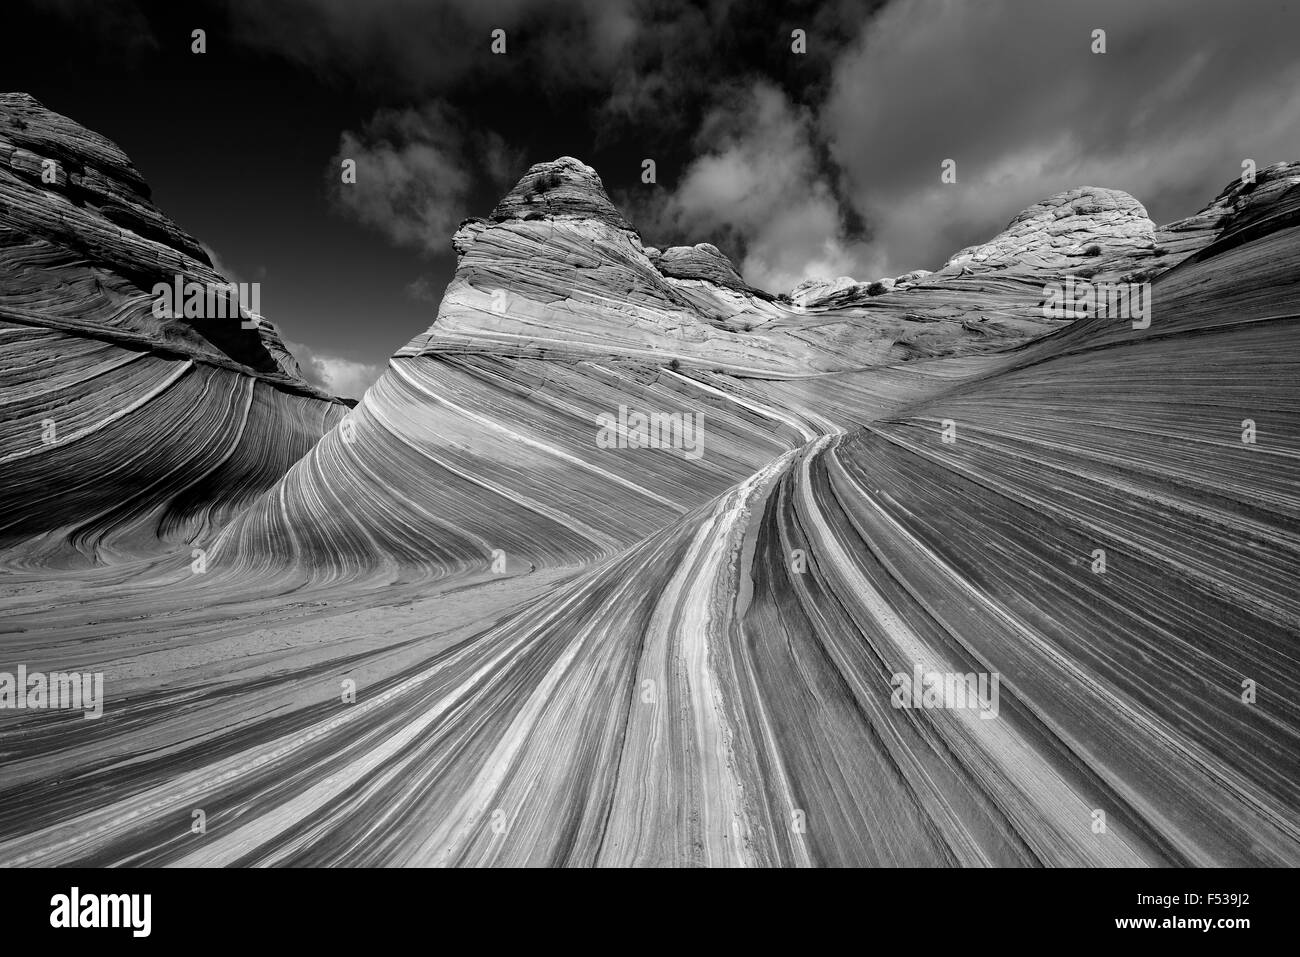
[0,100,1297,867]
[944,185,1157,273]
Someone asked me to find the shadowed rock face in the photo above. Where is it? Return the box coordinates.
[0,94,349,564]
[0,103,1297,867]
[1158,161,1300,266]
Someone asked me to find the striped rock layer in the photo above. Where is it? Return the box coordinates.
[0,104,1297,867]
[0,94,349,567]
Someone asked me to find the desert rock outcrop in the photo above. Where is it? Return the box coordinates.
[1,99,1297,867]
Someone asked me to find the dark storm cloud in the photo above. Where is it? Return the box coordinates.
[224,0,640,95]
[595,0,883,142]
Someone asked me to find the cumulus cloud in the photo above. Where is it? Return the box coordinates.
[822,0,1300,274]
[639,81,881,293]
[329,102,519,253]
[285,339,384,400]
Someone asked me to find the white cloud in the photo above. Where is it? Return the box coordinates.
[644,82,883,294]
[822,0,1300,273]
[330,102,519,253]
[285,339,384,400]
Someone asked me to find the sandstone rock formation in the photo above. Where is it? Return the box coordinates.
[0,93,349,565]
[944,185,1157,273]
[0,98,1297,867]
[789,274,858,304]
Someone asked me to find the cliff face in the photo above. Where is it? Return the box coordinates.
[0,94,348,564]
[1,99,1297,867]
[0,93,323,379]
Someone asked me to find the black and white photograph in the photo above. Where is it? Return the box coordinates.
[0,0,1295,935]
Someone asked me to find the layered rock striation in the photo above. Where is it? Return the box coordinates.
[0,94,349,565]
[0,100,1297,867]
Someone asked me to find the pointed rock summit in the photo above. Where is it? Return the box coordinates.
[0,92,347,563]
[488,156,637,234]
[0,91,323,386]
[0,92,153,202]
[0,91,208,268]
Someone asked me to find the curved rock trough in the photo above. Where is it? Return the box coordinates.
[0,96,1297,866]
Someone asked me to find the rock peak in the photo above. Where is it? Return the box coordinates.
[945,184,1155,273]
[1005,185,1150,230]
[1,92,45,108]
[0,91,328,392]
[488,155,637,233]
[2,89,149,198]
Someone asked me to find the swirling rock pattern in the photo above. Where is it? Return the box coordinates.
[0,94,348,566]
[0,101,1296,867]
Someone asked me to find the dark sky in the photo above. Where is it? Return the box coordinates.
[3,0,1299,396]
